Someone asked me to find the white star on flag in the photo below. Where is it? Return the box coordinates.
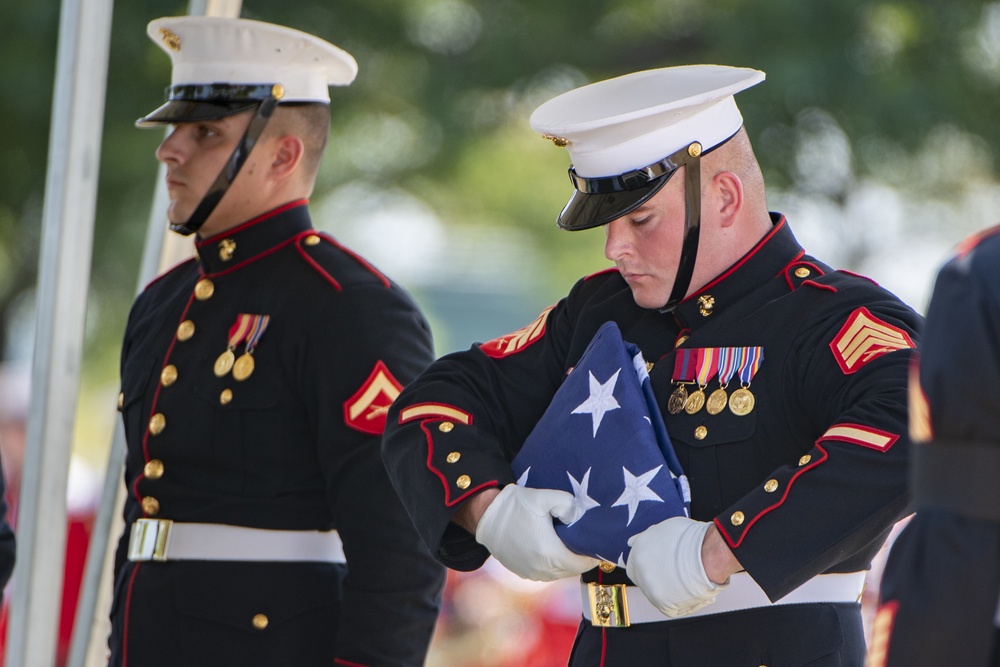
[565,468,601,526]
[572,369,621,436]
[613,465,664,525]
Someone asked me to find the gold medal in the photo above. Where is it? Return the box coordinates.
[684,389,706,414]
[233,353,255,381]
[214,349,235,377]
[668,385,689,414]
[706,388,729,415]
[729,387,755,416]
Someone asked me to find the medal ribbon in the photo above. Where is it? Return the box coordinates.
[717,347,740,387]
[227,314,254,350]
[695,348,718,387]
[737,347,764,385]
[244,315,270,353]
[673,348,703,382]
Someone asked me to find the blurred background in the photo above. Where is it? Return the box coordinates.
[2,0,999,664]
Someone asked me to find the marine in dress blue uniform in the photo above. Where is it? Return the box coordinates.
[111,17,443,667]
[869,225,1000,667]
[382,66,921,666]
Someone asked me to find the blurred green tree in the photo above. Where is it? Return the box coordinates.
[2,0,998,375]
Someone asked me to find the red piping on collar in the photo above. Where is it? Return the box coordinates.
[684,217,787,300]
[142,256,197,291]
[584,267,620,281]
[195,199,309,248]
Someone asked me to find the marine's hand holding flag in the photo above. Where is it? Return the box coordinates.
[509,321,691,571]
[475,485,602,582]
[626,516,726,617]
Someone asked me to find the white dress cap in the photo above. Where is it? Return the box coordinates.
[148,16,357,103]
[530,65,764,178]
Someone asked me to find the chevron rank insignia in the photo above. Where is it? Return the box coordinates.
[479,306,554,359]
[343,361,403,435]
[829,307,914,375]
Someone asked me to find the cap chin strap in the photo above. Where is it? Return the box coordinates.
[170,92,281,237]
[659,143,703,313]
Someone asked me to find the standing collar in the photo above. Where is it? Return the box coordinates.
[672,213,803,328]
[195,200,312,275]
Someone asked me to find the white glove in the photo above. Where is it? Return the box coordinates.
[626,516,727,618]
[475,484,601,582]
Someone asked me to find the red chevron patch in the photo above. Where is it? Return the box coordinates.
[343,361,403,435]
[479,306,554,359]
[829,307,914,375]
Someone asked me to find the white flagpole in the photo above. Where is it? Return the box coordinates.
[4,0,113,665]
[67,4,244,667]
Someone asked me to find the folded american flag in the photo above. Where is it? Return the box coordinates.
[512,321,690,566]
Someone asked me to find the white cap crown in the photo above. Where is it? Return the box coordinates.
[530,65,764,177]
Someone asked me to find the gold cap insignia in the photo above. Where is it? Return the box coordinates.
[159,28,181,52]
[542,134,569,148]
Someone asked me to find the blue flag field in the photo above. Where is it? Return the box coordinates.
[512,321,690,566]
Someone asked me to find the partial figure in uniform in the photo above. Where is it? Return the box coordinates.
[868,225,1000,667]
[111,17,444,667]
[381,65,922,666]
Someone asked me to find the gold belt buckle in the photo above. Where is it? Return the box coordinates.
[128,518,173,562]
[587,582,630,627]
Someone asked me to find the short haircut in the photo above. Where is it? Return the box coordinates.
[268,103,331,177]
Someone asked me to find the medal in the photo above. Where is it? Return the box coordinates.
[684,348,717,415]
[233,353,255,381]
[216,315,255,377]
[684,389,706,414]
[708,347,738,415]
[706,388,728,415]
[232,314,270,381]
[668,384,689,414]
[214,348,236,377]
[729,387,755,416]
[729,346,763,416]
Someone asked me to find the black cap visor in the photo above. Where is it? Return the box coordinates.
[556,141,704,231]
[136,99,260,127]
[557,171,673,231]
[135,83,282,127]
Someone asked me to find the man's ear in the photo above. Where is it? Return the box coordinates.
[269,134,305,181]
[712,171,744,228]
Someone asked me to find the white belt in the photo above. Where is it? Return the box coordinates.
[581,571,866,627]
[128,519,346,563]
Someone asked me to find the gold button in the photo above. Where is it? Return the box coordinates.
[117,392,124,409]
[799,454,812,466]
[160,365,178,387]
[194,278,214,300]
[446,452,461,463]
[694,425,708,440]
[439,422,454,433]
[764,479,779,493]
[698,294,715,317]
[794,267,810,278]
[456,475,471,489]
[142,496,160,515]
[144,459,164,479]
[252,613,269,630]
[731,511,745,526]
[675,335,689,348]
[177,320,195,341]
[149,413,166,435]
[599,561,616,573]
[304,234,321,246]
[220,388,233,405]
